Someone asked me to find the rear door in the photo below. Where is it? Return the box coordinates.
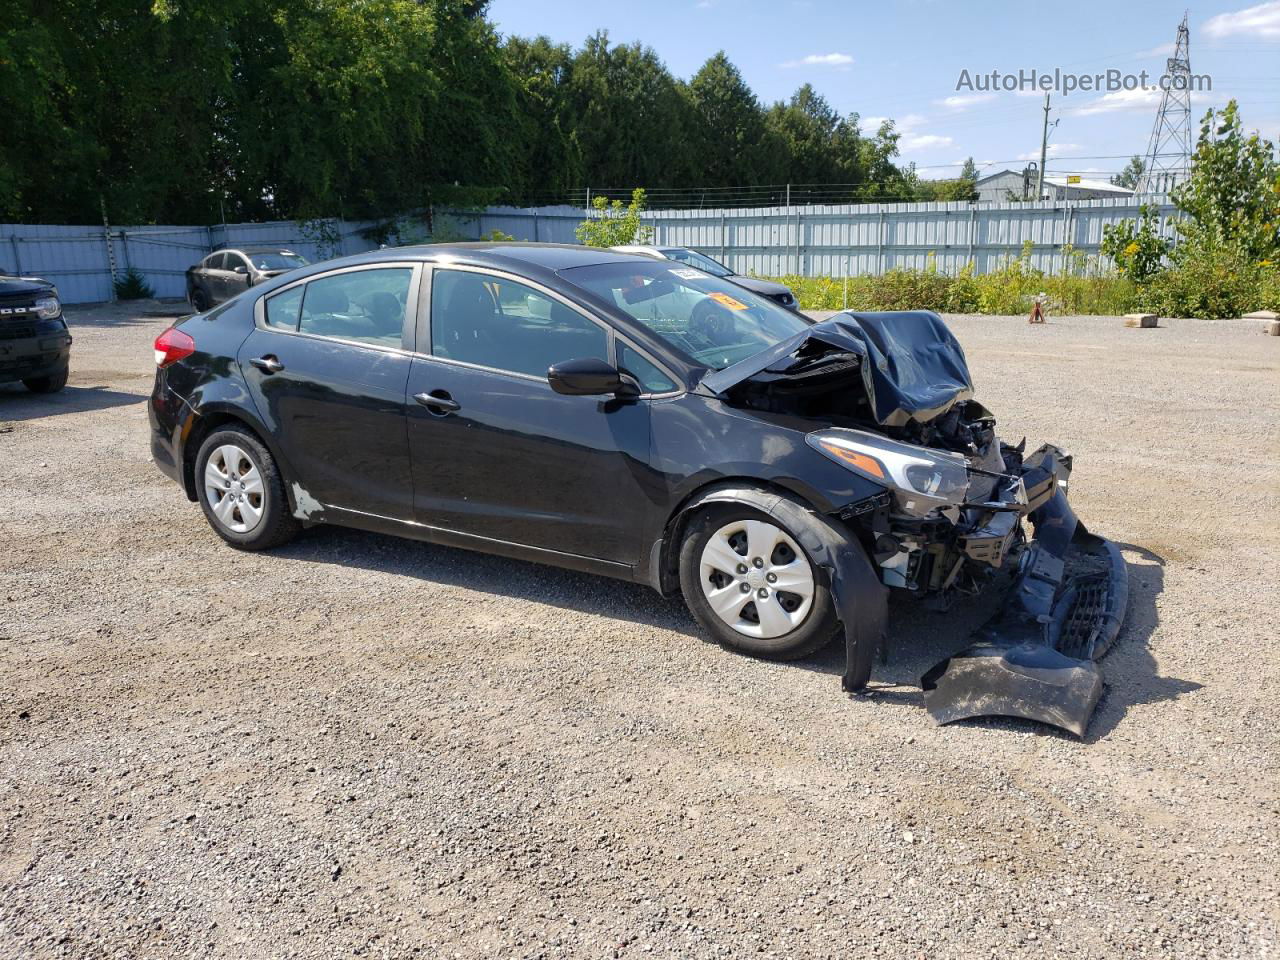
[404,266,658,563]
[237,263,421,520]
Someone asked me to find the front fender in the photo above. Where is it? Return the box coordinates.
[673,483,888,691]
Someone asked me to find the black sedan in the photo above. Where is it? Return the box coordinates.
[149,244,1126,734]
[186,247,309,311]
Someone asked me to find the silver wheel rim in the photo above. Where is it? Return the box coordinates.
[699,519,815,639]
[203,443,266,534]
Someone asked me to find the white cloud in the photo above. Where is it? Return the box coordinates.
[902,133,953,151]
[1016,143,1083,161]
[1137,41,1176,58]
[1204,1,1280,38]
[780,52,855,69]
[1071,87,1163,116]
[935,93,996,111]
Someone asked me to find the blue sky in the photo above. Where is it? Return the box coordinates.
[487,0,1280,183]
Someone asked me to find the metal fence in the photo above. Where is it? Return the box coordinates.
[4,196,1173,305]
[457,196,1177,278]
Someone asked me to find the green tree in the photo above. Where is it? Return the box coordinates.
[1111,155,1145,190]
[684,52,767,186]
[575,188,652,246]
[1170,100,1280,264]
[567,32,695,189]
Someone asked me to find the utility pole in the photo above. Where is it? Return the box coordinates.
[1035,93,1051,201]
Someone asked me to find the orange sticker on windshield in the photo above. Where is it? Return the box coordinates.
[707,291,748,310]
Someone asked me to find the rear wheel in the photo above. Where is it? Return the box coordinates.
[195,426,299,550]
[23,367,69,393]
[679,503,840,660]
[190,286,210,312]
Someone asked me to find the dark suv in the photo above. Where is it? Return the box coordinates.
[0,270,70,393]
[186,247,309,312]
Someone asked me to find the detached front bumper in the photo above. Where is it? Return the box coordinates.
[920,446,1129,736]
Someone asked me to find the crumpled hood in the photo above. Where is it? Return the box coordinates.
[701,310,975,428]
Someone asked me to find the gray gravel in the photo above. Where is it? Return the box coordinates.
[1,304,1277,959]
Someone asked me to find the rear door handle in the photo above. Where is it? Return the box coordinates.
[250,356,284,373]
[414,391,460,413]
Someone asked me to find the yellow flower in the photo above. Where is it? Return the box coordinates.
[1123,242,1140,257]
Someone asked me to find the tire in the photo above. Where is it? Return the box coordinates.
[22,366,69,393]
[190,286,210,312]
[194,425,299,550]
[679,500,841,661]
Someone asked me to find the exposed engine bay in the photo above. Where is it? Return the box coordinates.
[703,311,1130,736]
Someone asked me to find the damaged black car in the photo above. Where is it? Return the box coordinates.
[148,244,1126,735]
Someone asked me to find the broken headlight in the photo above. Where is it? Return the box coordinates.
[807,427,970,517]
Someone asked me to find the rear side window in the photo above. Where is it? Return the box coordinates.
[298,268,412,347]
[430,269,608,378]
[265,285,304,330]
[205,253,225,270]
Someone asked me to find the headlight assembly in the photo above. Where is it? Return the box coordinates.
[807,427,970,517]
[34,296,61,320]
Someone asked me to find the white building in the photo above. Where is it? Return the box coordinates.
[974,169,1134,203]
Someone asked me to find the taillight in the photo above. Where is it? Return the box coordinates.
[154,327,196,368]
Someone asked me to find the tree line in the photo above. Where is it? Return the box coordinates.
[0,0,976,225]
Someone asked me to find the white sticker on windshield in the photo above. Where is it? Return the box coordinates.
[670,267,703,280]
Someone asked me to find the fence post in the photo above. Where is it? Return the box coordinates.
[720,213,726,262]
[877,209,885,275]
[101,197,118,302]
[532,210,539,242]
[795,209,802,275]
[968,206,976,268]
[9,236,21,275]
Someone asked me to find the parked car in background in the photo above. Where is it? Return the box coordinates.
[148,242,1126,735]
[611,245,801,311]
[186,247,309,311]
[0,269,70,393]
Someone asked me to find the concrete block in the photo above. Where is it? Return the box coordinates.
[1124,313,1158,328]
[1243,310,1279,320]
[1265,319,1280,336]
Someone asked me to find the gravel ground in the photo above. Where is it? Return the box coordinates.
[1,303,1277,959]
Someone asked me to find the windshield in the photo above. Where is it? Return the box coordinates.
[660,248,733,277]
[560,261,810,369]
[247,251,308,271]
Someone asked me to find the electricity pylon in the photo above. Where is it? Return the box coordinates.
[1136,13,1193,195]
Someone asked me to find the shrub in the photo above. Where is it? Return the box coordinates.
[1136,247,1263,319]
[576,188,653,247]
[113,266,154,300]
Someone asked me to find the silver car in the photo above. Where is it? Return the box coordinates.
[185,247,309,312]
[611,245,800,311]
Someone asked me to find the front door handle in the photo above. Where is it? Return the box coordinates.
[250,355,284,373]
[414,391,460,414]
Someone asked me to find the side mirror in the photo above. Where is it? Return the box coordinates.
[233,265,248,275]
[548,358,639,397]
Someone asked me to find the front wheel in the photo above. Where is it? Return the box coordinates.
[23,367,69,393]
[194,426,299,550]
[679,503,840,660]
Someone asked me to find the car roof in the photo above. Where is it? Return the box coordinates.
[235,246,300,254]
[389,242,644,271]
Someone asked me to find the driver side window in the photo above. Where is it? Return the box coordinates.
[430,270,609,378]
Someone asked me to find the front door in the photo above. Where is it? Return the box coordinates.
[405,267,654,563]
[238,263,421,520]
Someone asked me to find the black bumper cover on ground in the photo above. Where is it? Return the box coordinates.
[920,475,1129,737]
